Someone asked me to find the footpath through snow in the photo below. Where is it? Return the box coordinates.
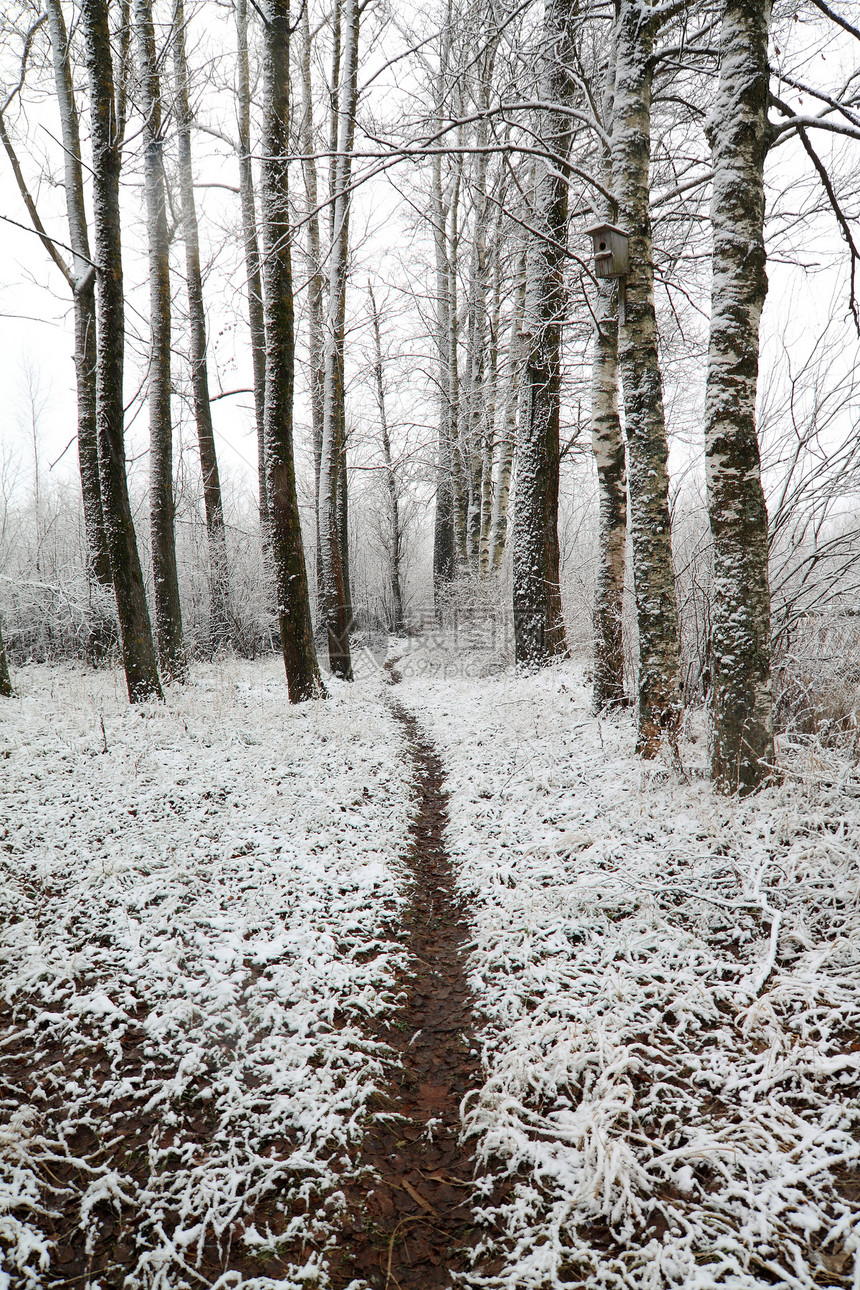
[1,644,860,1289]
[395,638,860,1290]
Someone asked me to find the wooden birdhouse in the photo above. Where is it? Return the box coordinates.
[584,222,629,278]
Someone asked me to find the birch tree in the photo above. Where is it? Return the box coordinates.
[590,38,626,713]
[488,249,525,572]
[368,284,405,633]
[136,0,187,681]
[611,0,680,754]
[235,0,269,545]
[81,0,162,702]
[297,1,326,613]
[511,0,576,665]
[260,0,324,700]
[172,0,231,650]
[703,0,775,793]
[44,0,112,603]
[318,0,359,680]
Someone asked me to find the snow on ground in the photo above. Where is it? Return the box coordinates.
[0,656,413,1289]
[396,639,860,1290]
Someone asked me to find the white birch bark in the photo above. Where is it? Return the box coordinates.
[591,35,627,713]
[489,251,526,571]
[704,0,774,793]
[611,0,681,754]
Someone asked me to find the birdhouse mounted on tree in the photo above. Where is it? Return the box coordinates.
[584,222,629,278]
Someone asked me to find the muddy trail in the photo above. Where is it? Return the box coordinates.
[327,668,501,1290]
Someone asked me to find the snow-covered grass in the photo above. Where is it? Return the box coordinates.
[396,642,860,1289]
[0,657,412,1289]
[4,642,860,1289]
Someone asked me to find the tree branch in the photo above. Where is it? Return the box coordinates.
[810,0,860,43]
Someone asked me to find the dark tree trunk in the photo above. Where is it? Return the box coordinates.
[44,0,112,601]
[173,0,230,651]
[0,617,11,697]
[260,0,324,701]
[705,0,774,793]
[612,0,681,755]
[511,0,575,666]
[431,18,456,612]
[235,0,270,548]
[81,0,162,703]
[318,0,359,680]
[136,0,187,682]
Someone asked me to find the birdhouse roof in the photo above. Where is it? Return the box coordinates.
[583,222,629,238]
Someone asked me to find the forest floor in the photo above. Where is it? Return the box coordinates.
[1,636,860,1290]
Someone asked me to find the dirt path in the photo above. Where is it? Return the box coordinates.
[327,666,496,1290]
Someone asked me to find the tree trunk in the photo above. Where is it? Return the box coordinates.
[612,0,680,754]
[705,0,774,793]
[136,0,187,682]
[431,14,456,614]
[590,37,627,712]
[369,285,404,634]
[0,617,11,697]
[479,200,505,574]
[448,167,468,572]
[235,0,269,547]
[318,0,359,680]
[465,134,490,572]
[431,172,456,606]
[81,0,162,703]
[511,0,575,666]
[260,0,324,701]
[173,0,230,651]
[298,2,326,617]
[489,250,526,570]
[591,280,627,710]
[44,0,112,604]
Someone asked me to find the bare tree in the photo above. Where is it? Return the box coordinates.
[136,0,187,682]
[488,249,526,572]
[259,0,324,700]
[368,284,405,633]
[1,5,114,661]
[318,0,359,680]
[43,1,112,599]
[81,0,162,702]
[511,0,576,666]
[703,0,773,792]
[235,0,270,546]
[590,38,626,713]
[611,0,681,755]
[172,0,230,650]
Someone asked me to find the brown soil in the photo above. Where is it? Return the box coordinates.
[0,667,500,1289]
[326,667,497,1290]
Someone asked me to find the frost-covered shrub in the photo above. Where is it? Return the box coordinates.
[773,609,860,744]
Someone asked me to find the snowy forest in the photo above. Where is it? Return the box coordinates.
[1,0,860,1286]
